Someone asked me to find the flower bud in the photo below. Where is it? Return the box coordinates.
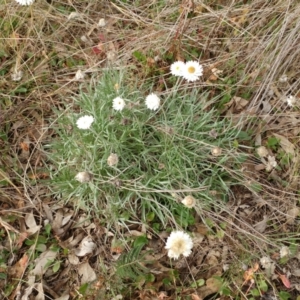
[181,195,196,208]
[256,146,268,158]
[107,153,119,166]
[211,147,222,157]
[75,171,92,183]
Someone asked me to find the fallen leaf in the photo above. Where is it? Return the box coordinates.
[286,207,299,224]
[292,269,300,277]
[62,213,73,226]
[278,273,291,288]
[253,215,268,233]
[9,253,29,279]
[74,236,96,256]
[191,293,202,300]
[157,291,168,299]
[243,263,259,282]
[21,283,45,300]
[26,225,42,235]
[233,96,248,110]
[55,296,70,300]
[68,253,80,265]
[28,172,49,180]
[78,261,96,284]
[31,250,58,276]
[260,100,272,113]
[206,277,222,291]
[20,141,30,152]
[206,252,219,266]
[52,209,64,235]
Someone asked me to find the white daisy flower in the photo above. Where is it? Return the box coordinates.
[211,146,222,157]
[75,171,92,183]
[75,70,85,80]
[260,256,275,275]
[145,93,160,111]
[165,231,193,259]
[76,115,94,130]
[285,95,297,107]
[170,61,185,77]
[181,195,196,208]
[280,246,291,258]
[265,155,277,172]
[11,70,23,82]
[182,61,203,82]
[98,18,106,27]
[279,74,288,83]
[15,0,34,5]
[112,97,125,111]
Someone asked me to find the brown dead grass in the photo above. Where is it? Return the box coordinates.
[1,0,300,299]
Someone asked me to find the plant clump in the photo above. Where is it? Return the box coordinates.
[47,69,246,229]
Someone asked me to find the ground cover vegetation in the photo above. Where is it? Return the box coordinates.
[1,0,300,299]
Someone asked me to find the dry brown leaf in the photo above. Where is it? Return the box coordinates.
[195,224,208,235]
[277,273,291,288]
[233,96,248,110]
[31,250,57,276]
[20,141,30,152]
[63,232,85,248]
[55,295,70,300]
[292,269,300,277]
[52,209,64,235]
[77,261,96,284]
[25,212,37,228]
[68,253,80,265]
[255,163,266,171]
[74,236,96,257]
[26,225,42,235]
[42,204,53,222]
[9,253,29,279]
[127,230,144,237]
[21,283,45,300]
[260,100,272,113]
[62,213,73,226]
[206,277,222,292]
[253,215,268,233]
[286,207,299,224]
[191,294,202,300]
[243,263,259,282]
[206,253,219,266]
[157,291,168,299]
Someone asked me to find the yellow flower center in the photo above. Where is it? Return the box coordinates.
[174,240,185,251]
[187,66,196,74]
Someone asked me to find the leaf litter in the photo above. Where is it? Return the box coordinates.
[2,0,300,299]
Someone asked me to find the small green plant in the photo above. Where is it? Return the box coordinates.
[115,244,149,280]
[279,291,292,300]
[266,137,280,151]
[46,70,247,230]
